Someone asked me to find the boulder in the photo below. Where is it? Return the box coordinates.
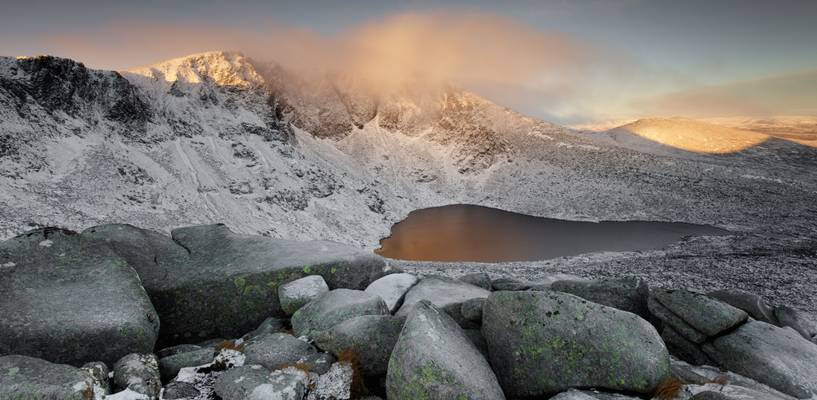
[460,297,485,323]
[314,315,405,376]
[649,289,747,343]
[458,273,492,290]
[82,223,387,345]
[395,276,490,323]
[244,333,317,370]
[386,300,505,400]
[112,353,162,399]
[551,277,650,319]
[671,357,799,400]
[482,290,670,397]
[364,273,419,313]
[0,355,98,400]
[214,365,306,400]
[774,306,817,343]
[279,275,330,315]
[159,347,215,381]
[0,228,159,365]
[702,321,817,399]
[292,289,389,338]
[708,289,778,324]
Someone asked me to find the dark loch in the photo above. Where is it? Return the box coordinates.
[375,204,729,262]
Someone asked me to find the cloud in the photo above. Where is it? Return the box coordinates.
[16,12,618,118]
[636,70,817,118]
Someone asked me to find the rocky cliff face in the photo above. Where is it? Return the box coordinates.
[1,51,815,247]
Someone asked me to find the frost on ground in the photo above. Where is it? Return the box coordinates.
[1,51,816,305]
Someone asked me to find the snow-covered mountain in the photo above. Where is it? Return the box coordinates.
[1,51,816,246]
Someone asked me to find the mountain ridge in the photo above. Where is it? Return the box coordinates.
[0,51,815,247]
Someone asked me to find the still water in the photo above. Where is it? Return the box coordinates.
[375,204,728,262]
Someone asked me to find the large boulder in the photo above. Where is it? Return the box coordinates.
[83,223,388,345]
[395,276,490,323]
[551,277,650,319]
[0,355,99,400]
[482,290,670,397]
[649,289,747,344]
[708,289,778,324]
[244,333,317,370]
[457,272,492,290]
[702,321,817,399]
[364,273,419,313]
[291,289,389,338]
[279,275,330,316]
[0,228,159,366]
[386,301,505,400]
[314,315,405,376]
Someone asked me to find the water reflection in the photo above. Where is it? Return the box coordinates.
[375,204,728,262]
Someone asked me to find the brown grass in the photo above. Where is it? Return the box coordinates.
[653,377,684,400]
[215,339,245,353]
[338,348,367,398]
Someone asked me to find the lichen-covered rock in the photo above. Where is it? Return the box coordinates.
[292,289,389,338]
[649,289,747,343]
[482,290,670,397]
[671,357,798,400]
[774,306,817,343]
[0,228,159,366]
[112,353,162,399]
[314,315,405,376]
[702,321,817,399]
[364,273,419,313]
[159,347,215,381]
[395,276,490,323]
[0,355,99,400]
[244,333,317,370]
[386,300,505,400]
[279,275,330,315]
[551,277,650,319]
[708,289,778,324]
[299,352,336,375]
[214,365,306,400]
[82,223,387,345]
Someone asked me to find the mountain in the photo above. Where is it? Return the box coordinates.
[1,51,816,246]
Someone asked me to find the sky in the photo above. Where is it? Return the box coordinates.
[1,0,815,124]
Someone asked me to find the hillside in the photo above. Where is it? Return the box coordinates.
[1,52,816,248]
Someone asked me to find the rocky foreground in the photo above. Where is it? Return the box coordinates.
[1,224,817,400]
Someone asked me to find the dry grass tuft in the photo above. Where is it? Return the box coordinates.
[653,377,684,400]
[215,339,245,353]
[338,348,368,398]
